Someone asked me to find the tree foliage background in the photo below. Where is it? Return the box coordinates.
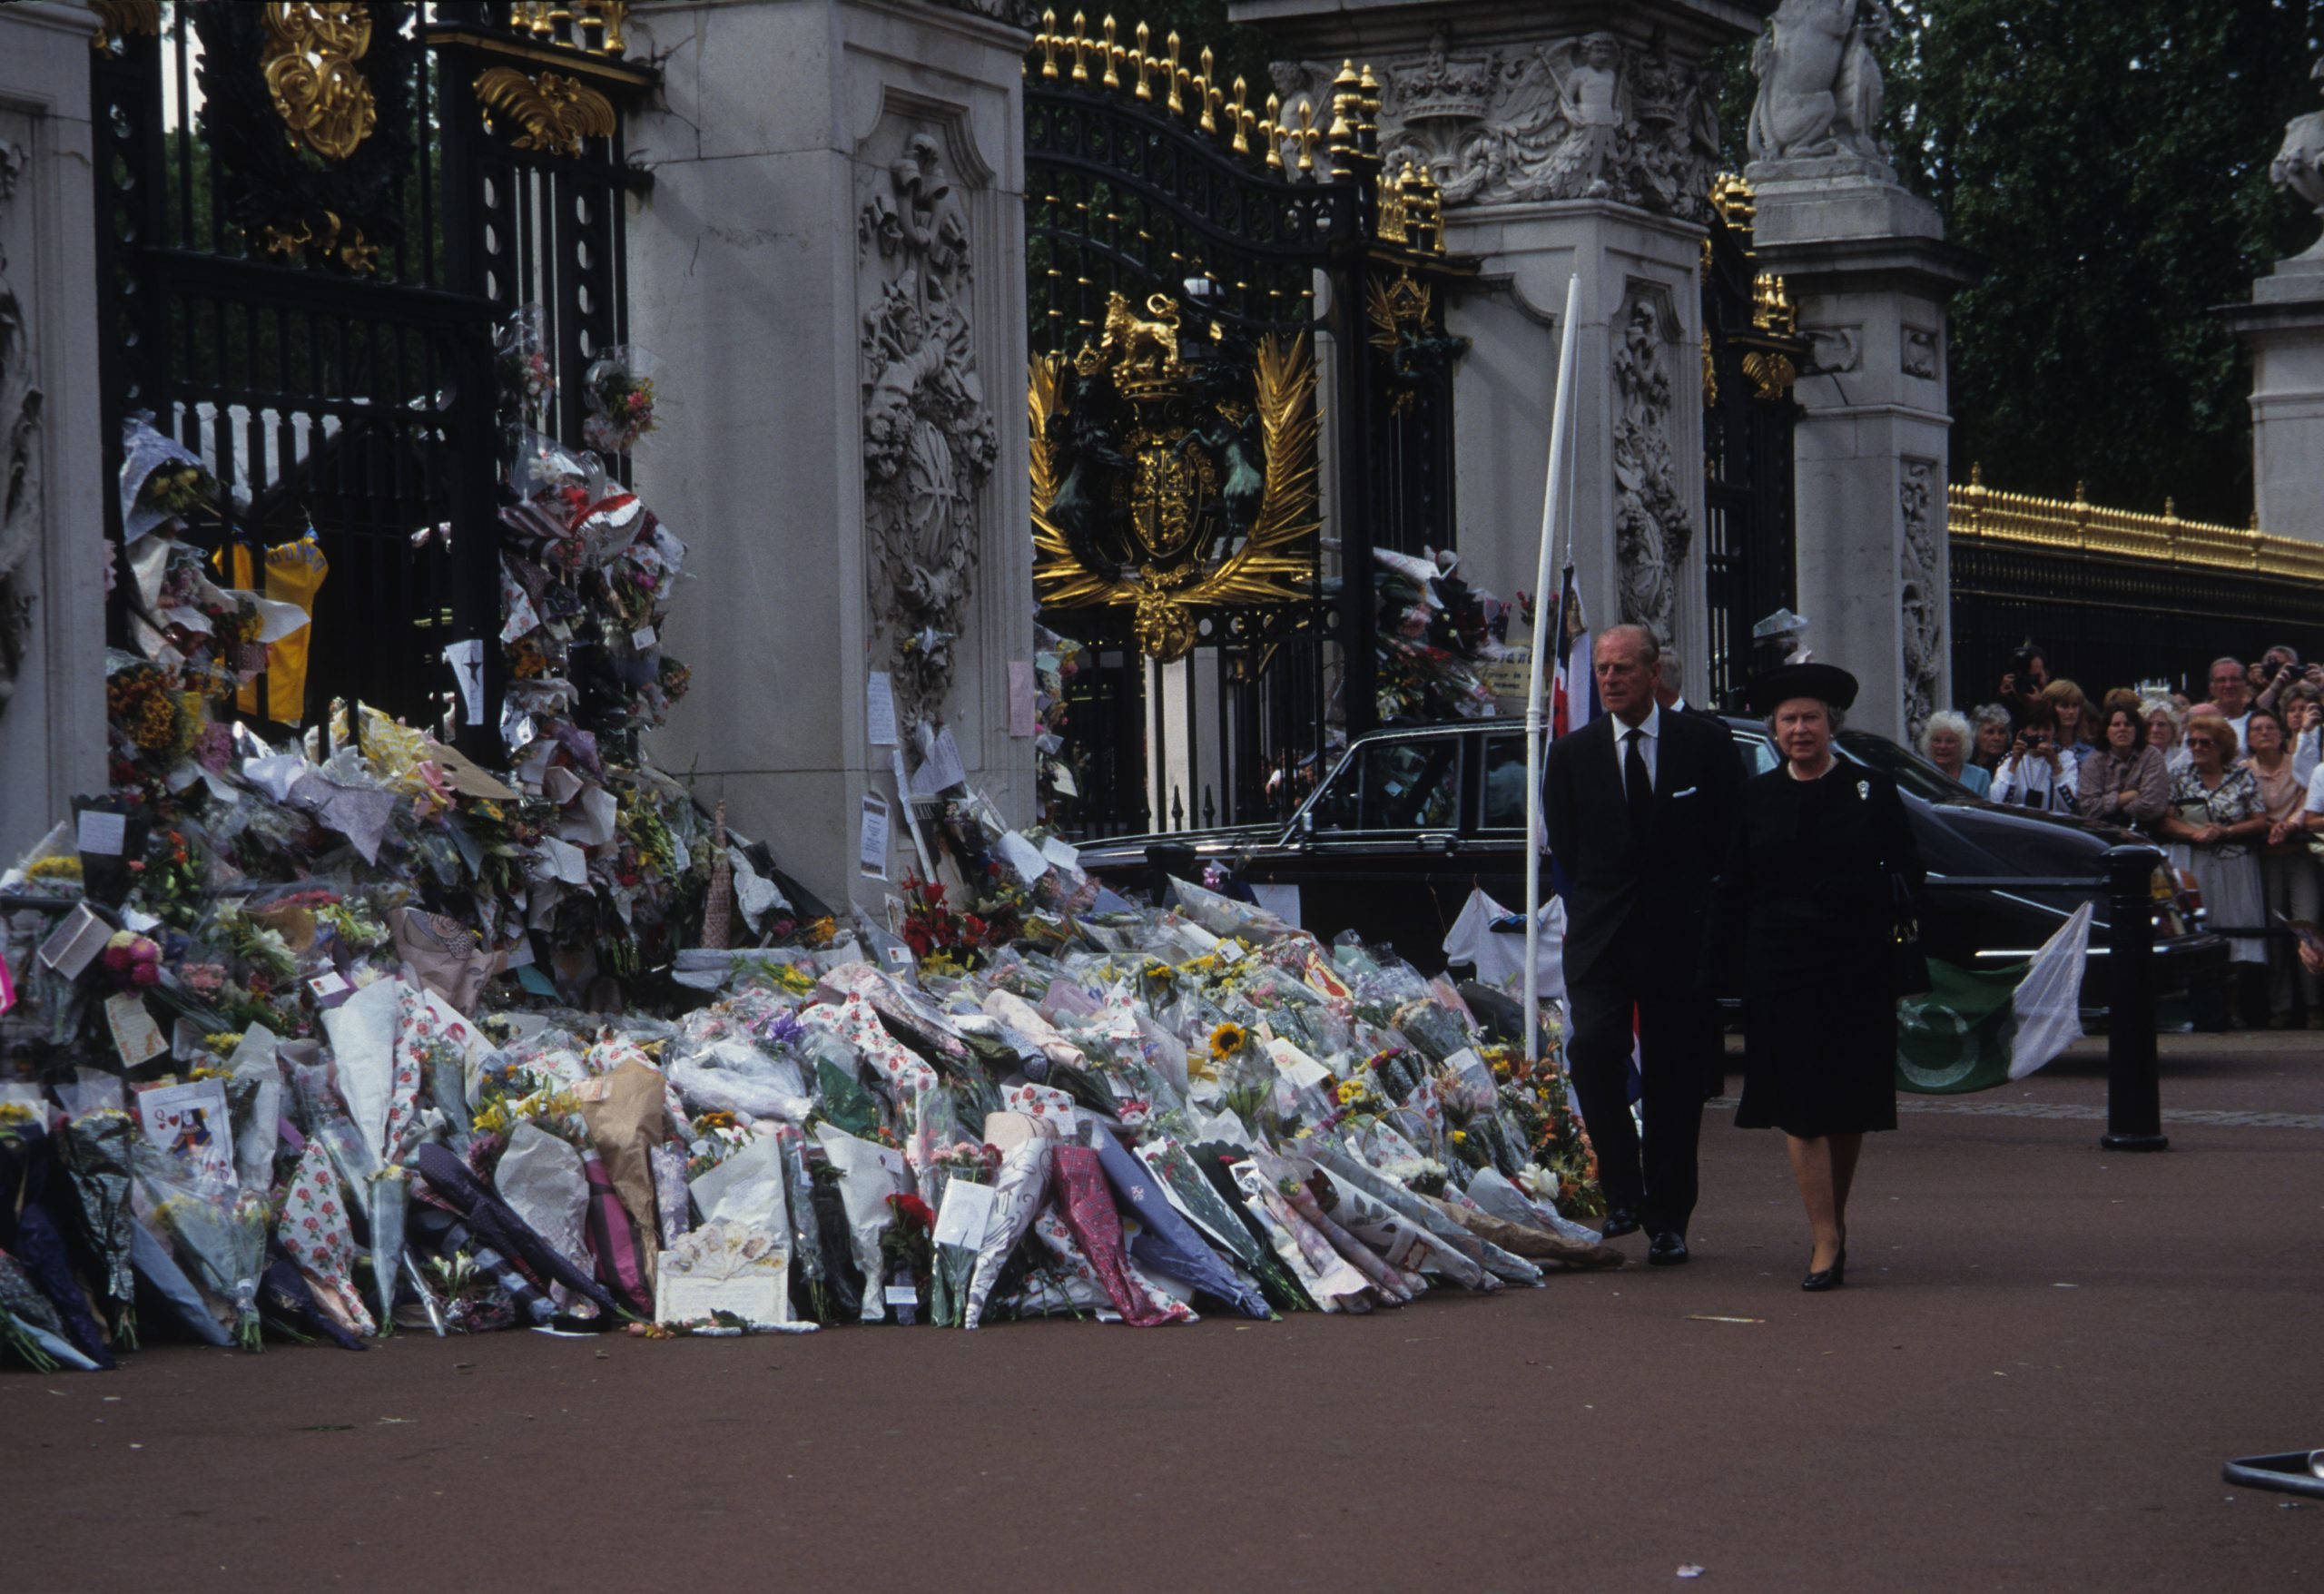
[1806,0,2322,524]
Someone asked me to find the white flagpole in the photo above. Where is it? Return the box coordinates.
[1523,273,1584,1064]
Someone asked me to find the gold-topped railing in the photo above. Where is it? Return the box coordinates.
[504,1,629,57]
[1949,467,2324,583]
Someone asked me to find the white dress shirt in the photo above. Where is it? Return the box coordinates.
[1612,702,1660,800]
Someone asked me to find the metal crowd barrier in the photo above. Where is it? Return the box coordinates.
[1924,845,2169,1151]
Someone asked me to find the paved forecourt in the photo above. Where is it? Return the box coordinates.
[5,1036,2319,1590]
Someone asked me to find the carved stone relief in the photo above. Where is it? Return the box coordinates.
[1898,455,1943,738]
[1803,324,1862,376]
[1901,325,1938,379]
[1273,27,1721,221]
[0,140,38,717]
[857,124,998,724]
[1747,0,1894,172]
[1611,283,1693,644]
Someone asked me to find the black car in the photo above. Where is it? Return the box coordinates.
[1078,719,2227,1008]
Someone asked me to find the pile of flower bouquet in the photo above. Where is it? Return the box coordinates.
[0,328,1611,1373]
[1,826,1613,1361]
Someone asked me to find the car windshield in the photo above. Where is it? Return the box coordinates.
[1835,730,1975,802]
[1323,736,1460,830]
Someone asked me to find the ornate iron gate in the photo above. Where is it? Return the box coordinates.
[1699,176,1806,711]
[89,1,650,754]
[1024,14,1464,838]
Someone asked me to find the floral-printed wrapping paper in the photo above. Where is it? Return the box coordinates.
[962,1131,1051,1331]
[276,1139,375,1336]
[1049,1146,1194,1327]
[798,994,937,1102]
[1000,1082,1075,1127]
[1022,1208,1122,1316]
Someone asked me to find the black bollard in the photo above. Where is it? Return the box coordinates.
[2101,844,2169,1152]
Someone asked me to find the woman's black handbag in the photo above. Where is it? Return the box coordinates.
[1891,871,1933,997]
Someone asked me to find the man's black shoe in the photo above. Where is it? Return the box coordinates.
[1646,1232,1689,1266]
[1600,1208,1640,1240]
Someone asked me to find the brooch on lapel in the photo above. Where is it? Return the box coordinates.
[1856,780,1871,802]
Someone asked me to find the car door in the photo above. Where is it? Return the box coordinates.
[1262,733,1469,965]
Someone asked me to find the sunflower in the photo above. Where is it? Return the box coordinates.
[1208,1021,1247,1061]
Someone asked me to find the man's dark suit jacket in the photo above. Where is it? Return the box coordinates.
[1543,710,1744,989]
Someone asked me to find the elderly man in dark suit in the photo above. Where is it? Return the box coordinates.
[1544,624,1742,1264]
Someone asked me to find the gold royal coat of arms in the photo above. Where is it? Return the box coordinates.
[1030,290,1319,661]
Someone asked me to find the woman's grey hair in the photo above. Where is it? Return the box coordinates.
[1970,702,2014,733]
[2140,696,2181,737]
[1918,710,1970,759]
[1763,700,1846,737]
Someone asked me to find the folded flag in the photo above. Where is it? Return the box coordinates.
[1896,903,2093,1095]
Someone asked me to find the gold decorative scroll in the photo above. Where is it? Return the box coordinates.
[258,210,379,274]
[1031,306,1319,662]
[88,0,160,51]
[261,2,379,163]
[475,66,616,156]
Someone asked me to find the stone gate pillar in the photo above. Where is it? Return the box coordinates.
[626,0,1032,912]
[1742,5,1975,742]
[1242,1,1758,704]
[0,3,107,863]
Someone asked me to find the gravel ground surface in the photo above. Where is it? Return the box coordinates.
[6,1035,2319,1592]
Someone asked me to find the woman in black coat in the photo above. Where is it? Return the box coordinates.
[1723,663,1926,1292]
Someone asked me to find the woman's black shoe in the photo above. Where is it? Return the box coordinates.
[1801,1246,1846,1292]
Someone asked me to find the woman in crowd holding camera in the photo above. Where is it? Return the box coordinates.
[2080,696,2170,830]
[2238,706,2319,1027]
[1991,701,2079,812]
[1917,710,1991,796]
[2160,712,2270,1020]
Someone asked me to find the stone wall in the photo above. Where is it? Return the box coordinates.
[0,4,107,863]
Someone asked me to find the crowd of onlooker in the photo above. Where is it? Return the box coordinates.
[1918,641,2324,1029]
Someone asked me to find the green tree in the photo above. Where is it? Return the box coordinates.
[1859,0,2320,524]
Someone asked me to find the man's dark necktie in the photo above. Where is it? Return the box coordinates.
[1624,726,1652,833]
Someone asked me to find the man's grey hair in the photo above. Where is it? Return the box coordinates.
[1595,623,1660,665]
[1656,648,1684,689]
[2268,644,2301,666]
[2211,655,2246,675]
[1918,710,1970,759]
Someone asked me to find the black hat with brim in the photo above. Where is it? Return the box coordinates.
[1744,661,1860,716]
